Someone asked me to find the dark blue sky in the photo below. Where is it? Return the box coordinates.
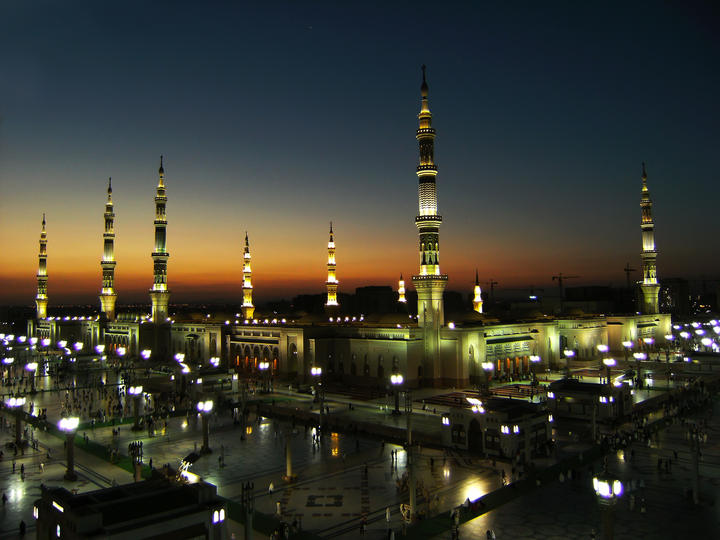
[1,1,718,304]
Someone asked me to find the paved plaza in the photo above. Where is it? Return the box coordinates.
[1,365,719,539]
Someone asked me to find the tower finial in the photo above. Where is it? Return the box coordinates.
[420,64,428,97]
[108,177,112,193]
[245,230,249,245]
[475,269,479,285]
[329,221,333,234]
[641,162,647,180]
[159,155,164,174]
[42,213,46,226]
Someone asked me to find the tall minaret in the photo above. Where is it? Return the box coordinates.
[35,214,48,319]
[99,178,118,320]
[325,222,339,308]
[473,270,483,314]
[149,156,171,322]
[242,232,255,320]
[412,65,448,329]
[398,274,407,303]
[639,163,660,314]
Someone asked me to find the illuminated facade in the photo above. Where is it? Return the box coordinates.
[639,163,660,314]
[473,270,483,314]
[24,72,673,389]
[150,156,171,323]
[242,232,255,320]
[35,214,48,320]
[99,178,118,321]
[325,222,339,308]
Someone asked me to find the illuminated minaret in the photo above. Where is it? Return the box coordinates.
[325,222,339,308]
[412,65,448,328]
[398,274,407,303]
[639,163,660,314]
[149,156,171,322]
[99,178,118,320]
[473,270,483,314]
[242,232,255,320]
[35,214,48,319]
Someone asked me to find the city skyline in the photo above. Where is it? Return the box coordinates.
[1,2,718,306]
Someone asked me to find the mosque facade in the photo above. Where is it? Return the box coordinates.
[27,69,671,388]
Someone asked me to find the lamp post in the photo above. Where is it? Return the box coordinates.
[196,399,214,454]
[481,361,494,396]
[25,362,38,393]
[596,345,608,382]
[622,340,633,364]
[58,417,80,481]
[633,352,646,389]
[258,361,270,393]
[602,358,616,387]
[311,366,324,426]
[390,372,404,415]
[592,468,623,540]
[563,349,575,378]
[643,337,654,359]
[5,396,26,447]
[128,385,143,431]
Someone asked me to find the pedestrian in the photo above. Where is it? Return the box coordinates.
[2,492,7,506]
[19,520,26,536]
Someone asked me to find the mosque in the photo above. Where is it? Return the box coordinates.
[26,68,671,389]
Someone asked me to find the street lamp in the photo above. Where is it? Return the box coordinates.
[196,399,214,454]
[622,341,633,363]
[592,468,623,540]
[140,349,151,360]
[128,385,143,431]
[563,349,575,377]
[25,362,38,393]
[5,396,26,447]
[481,361,494,396]
[311,366,325,426]
[602,358,616,386]
[633,352,646,389]
[529,354,541,377]
[58,417,80,481]
[258,360,270,393]
[390,372,404,415]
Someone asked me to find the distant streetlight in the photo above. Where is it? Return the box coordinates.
[6,396,27,446]
[390,372,404,415]
[128,386,143,431]
[58,417,80,480]
[311,366,325,425]
[593,468,622,540]
[196,399,214,454]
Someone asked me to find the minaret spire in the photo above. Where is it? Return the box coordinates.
[398,273,407,303]
[325,222,339,309]
[242,231,255,319]
[35,214,48,319]
[639,163,660,314]
[99,177,118,320]
[412,65,448,328]
[473,270,483,313]
[150,156,171,322]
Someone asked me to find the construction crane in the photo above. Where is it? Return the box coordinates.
[623,263,637,288]
[552,273,579,313]
[485,279,498,302]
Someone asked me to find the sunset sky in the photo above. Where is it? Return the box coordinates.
[1,1,718,306]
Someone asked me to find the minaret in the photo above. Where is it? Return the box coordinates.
[242,232,255,320]
[639,163,660,314]
[35,214,48,319]
[473,270,483,314]
[149,156,171,322]
[398,274,407,303]
[99,178,118,320]
[412,65,448,328]
[325,222,339,309]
